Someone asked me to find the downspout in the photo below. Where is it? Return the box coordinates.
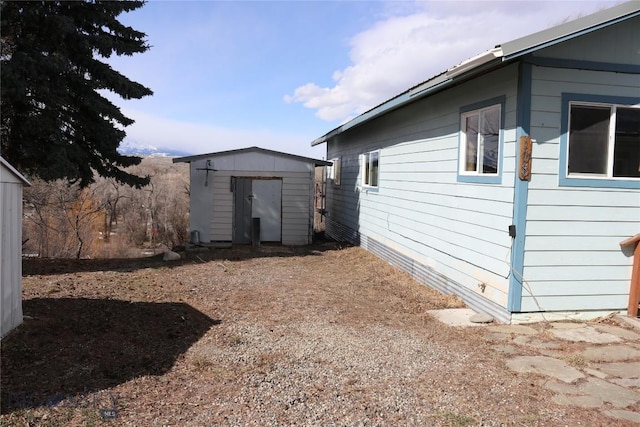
[508,60,533,313]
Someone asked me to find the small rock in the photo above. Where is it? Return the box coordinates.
[163,251,181,261]
[469,313,493,324]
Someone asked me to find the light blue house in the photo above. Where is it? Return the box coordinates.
[312,3,640,323]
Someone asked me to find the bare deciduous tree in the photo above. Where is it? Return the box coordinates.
[22,157,190,259]
[23,181,104,259]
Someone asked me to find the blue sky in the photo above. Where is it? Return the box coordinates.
[108,0,622,159]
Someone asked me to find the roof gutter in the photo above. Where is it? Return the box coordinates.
[445,47,503,78]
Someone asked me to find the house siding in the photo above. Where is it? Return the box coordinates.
[1,162,25,338]
[521,62,640,312]
[318,9,640,321]
[326,64,520,318]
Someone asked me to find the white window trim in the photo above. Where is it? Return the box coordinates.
[329,157,341,186]
[458,104,501,177]
[361,150,380,188]
[565,101,640,180]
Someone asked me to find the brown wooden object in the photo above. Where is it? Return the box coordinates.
[620,233,640,318]
[519,136,532,181]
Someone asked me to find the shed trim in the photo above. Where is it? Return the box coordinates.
[0,156,31,186]
[173,146,331,166]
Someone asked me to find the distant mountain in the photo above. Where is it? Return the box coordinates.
[118,141,192,158]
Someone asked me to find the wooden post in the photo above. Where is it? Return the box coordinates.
[518,136,532,181]
[620,234,640,318]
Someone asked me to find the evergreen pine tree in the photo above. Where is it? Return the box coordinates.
[1,0,153,187]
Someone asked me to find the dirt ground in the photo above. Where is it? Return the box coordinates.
[1,242,637,426]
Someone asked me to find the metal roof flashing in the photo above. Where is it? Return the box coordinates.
[501,1,640,60]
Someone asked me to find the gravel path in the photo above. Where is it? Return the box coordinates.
[2,244,636,426]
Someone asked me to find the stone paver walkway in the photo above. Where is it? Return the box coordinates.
[490,317,640,424]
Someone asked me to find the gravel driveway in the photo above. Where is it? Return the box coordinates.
[2,243,638,426]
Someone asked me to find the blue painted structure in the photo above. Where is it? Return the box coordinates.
[312,3,640,322]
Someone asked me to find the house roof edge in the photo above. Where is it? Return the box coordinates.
[310,1,640,146]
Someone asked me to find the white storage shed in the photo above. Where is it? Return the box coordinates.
[1,156,30,338]
[174,147,330,246]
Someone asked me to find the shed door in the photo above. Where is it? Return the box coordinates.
[233,178,253,244]
[251,179,282,242]
[233,178,282,244]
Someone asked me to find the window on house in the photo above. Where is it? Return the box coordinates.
[460,104,501,175]
[328,157,341,186]
[568,102,640,179]
[362,151,379,187]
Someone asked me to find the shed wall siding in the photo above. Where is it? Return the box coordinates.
[189,162,215,243]
[521,64,640,312]
[326,64,519,313]
[1,166,24,338]
[201,151,315,173]
[187,153,316,246]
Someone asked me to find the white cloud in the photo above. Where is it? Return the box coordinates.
[286,1,619,123]
[120,109,327,159]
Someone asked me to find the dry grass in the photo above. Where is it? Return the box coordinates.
[1,243,627,426]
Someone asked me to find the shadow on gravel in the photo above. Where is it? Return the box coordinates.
[23,240,349,276]
[0,298,219,414]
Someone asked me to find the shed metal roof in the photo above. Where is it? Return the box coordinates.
[0,156,31,186]
[173,146,332,166]
[311,1,640,146]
